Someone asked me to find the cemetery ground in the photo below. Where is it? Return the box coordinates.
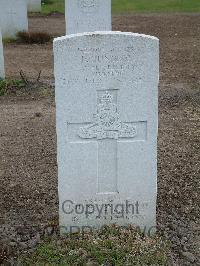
[0,13,199,265]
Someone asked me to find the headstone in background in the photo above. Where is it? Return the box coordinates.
[26,0,41,12]
[0,30,5,79]
[0,0,28,38]
[65,0,112,34]
[54,32,159,232]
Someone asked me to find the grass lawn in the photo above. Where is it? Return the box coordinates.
[19,225,170,265]
[42,0,65,14]
[41,0,200,14]
[113,0,200,13]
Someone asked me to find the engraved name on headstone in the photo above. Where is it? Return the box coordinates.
[0,0,28,38]
[54,32,159,232]
[65,0,111,34]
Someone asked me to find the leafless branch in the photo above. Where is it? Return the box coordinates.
[20,70,29,84]
[37,70,42,82]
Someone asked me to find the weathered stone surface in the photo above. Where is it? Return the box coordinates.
[0,0,28,38]
[0,30,5,79]
[53,32,159,232]
[65,0,111,34]
[26,0,41,12]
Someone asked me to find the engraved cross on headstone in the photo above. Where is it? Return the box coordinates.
[68,90,147,193]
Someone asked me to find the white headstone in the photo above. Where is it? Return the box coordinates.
[26,0,41,12]
[0,30,5,79]
[0,0,28,38]
[54,32,159,233]
[65,0,112,34]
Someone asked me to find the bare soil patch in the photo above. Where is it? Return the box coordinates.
[1,14,200,265]
[4,13,200,86]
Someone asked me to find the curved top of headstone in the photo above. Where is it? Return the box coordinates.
[54,31,159,44]
[53,31,159,84]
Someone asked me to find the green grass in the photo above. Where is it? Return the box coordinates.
[19,225,170,265]
[41,0,200,14]
[0,78,53,97]
[41,0,64,14]
[0,79,26,96]
[112,0,200,13]
[2,37,17,45]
